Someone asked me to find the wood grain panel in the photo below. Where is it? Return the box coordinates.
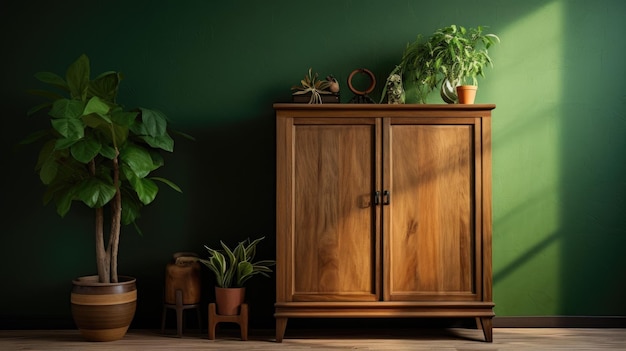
[293,124,376,298]
[387,124,475,298]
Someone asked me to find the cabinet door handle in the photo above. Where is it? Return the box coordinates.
[374,191,380,205]
[383,190,391,205]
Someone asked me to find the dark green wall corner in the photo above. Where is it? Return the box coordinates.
[1,0,624,329]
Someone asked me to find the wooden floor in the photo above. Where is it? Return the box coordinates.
[1,328,625,350]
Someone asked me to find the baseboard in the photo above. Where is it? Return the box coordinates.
[493,316,626,328]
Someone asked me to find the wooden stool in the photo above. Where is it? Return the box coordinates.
[208,303,248,340]
[161,290,202,337]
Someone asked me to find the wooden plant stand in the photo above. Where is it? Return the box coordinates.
[207,303,248,340]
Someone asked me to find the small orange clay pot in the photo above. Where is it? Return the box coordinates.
[456,85,478,104]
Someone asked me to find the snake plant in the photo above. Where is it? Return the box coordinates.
[200,237,275,288]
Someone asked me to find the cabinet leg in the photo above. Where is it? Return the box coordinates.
[475,317,483,330]
[479,317,493,342]
[275,317,288,342]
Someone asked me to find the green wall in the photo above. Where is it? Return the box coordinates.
[1,0,624,329]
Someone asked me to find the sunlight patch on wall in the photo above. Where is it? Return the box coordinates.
[490,1,565,315]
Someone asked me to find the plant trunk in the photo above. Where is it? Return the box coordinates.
[95,207,109,283]
[109,154,122,283]
[91,158,109,284]
[92,151,122,284]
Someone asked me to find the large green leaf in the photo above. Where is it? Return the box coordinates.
[83,96,111,120]
[55,187,75,217]
[121,194,142,225]
[110,119,130,147]
[137,107,168,137]
[49,99,84,119]
[35,140,56,170]
[82,113,107,129]
[141,134,174,152]
[76,178,116,208]
[151,177,182,193]
[66,54,90,100]
[119,144,157,178]
[132,177,158,205]
[121,163,138,183]
[51,118,84,140]
[121,163,160,205]
[89,71,120,102]
[54,137,80,151]
[34,71,68,92]
[111,109,138,127]
[99,144,117,159]
[148,150,165,168]
[71,137,102,164]
[39,153,58,185]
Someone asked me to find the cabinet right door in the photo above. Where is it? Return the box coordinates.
[383,118,483,302]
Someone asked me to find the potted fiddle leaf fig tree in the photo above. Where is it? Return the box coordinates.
[199,236,275,315]
[22,54,188,341]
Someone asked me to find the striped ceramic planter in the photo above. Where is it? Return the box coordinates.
[70,275,137,342]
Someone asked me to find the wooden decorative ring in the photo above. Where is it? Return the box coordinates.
[347,68,376,95]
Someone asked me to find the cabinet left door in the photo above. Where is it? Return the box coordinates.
[276,117,381,302]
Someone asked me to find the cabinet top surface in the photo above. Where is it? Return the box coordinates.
[273,103,495,111]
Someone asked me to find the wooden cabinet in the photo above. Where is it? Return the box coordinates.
[275,104,495,342]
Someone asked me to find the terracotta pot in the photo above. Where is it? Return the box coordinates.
[164,252,201,305]
[456,85,478,104]
[70,275,137,342]
[215,287,245,315]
